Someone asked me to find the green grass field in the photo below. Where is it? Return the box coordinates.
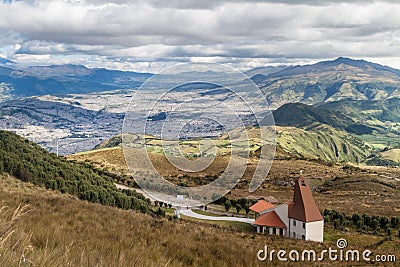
[358,134,400,150]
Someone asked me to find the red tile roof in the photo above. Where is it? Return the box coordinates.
[254,211,287,228]
[249,200,275,213]
[288,176,323,223]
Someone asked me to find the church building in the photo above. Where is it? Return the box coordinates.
[250,174,324,242]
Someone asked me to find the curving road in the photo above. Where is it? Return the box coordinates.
[180,209,255,224]
[115,183,255,224]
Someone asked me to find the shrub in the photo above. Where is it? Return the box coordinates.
[235,204,242,213]
[224,200,231,212]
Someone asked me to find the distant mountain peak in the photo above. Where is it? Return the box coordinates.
[252,57,400,109]
[25,64,93,77]
[333,56,358,63]
[334,56,355,61]
[332,57,400,75]
[27,64,89,71]
[318,57,369,67]
[48,64,88,69]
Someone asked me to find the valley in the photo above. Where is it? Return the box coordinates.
[68,143,400,218]
[2,0,400,264]
[0,129,399,265]
[1,57,400,266]
[1,135,400,266]
[1,57,400,164]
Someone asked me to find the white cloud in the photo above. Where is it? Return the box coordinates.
[0,0,400,71]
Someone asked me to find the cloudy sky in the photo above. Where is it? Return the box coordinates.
[0,0,399,72]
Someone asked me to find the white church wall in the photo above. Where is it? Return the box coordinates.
[305,220,324,242]
[288,218,306,239]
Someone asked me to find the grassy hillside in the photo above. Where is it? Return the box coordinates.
[273,102,375,135]
[0,130,150,212]
[274,102,349,129]
[92,124,371,164]
[272,103,374,163]
[95,132,265,158]
[320,98,400,124]
[320,98,400,149]
[69,139,400,218]
[0,175,271,266]
[382,149,400,163]
[276,125,371,163]
[1,174,400,266]
[273,101,400,165]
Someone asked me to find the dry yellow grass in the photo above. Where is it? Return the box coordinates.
[1,175,399,266]
[382,149,400,163]
[0,175,312,266]
[68,147,400,217]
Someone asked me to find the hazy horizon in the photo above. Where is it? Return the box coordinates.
[0,0,399,72]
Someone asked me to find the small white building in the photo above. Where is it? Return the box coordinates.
[252,175,324,242]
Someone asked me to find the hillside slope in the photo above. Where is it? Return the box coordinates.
[276,125,371,163]
[254,57,400,108]
[92,124,371,164]
[70,137,400,218]
[5,173,397,266]
[272,103,373,162]
[318,98,400,149]
[320,98,400,125]
[0,130,149,211]
[273,100,400,153]
[273,102,375,135]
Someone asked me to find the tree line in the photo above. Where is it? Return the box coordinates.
[0,131,150,213]
[324,209,400,237]
[212,194,255,214]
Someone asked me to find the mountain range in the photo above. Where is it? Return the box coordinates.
[272,100,400,165]
[0,63,152,101]
[1,56,400,165]
[1,56,400,107]
[252,57,400,109]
